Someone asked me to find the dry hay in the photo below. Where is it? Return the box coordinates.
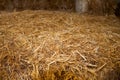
[0,10,120,80]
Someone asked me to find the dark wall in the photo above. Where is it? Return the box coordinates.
[0,0,75,11]
[0,0,118,15]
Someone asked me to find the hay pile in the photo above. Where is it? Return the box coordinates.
[0,10,120,80]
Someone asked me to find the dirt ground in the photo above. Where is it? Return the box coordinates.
[0,10,120,80]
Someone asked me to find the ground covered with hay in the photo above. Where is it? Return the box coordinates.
[0,10,120,80]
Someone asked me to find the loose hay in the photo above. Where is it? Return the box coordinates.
[0,10,120,80]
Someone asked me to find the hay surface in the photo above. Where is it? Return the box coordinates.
[0,10,120,80]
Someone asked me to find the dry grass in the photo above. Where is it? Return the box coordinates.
[0,10,120,80]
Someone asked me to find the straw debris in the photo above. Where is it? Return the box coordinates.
[0,10,120,80]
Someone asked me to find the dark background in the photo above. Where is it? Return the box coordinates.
[0,0,118,15]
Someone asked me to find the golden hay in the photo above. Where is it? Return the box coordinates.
[0,10,120,80]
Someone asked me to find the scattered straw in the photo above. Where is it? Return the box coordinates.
[0,10,120,80]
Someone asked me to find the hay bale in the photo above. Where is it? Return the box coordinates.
[0,10,120,80]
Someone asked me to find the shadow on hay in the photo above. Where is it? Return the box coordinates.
[31,69,79,80]
[104,63,120,80]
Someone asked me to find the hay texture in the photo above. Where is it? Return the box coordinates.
[0,10,120,80]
